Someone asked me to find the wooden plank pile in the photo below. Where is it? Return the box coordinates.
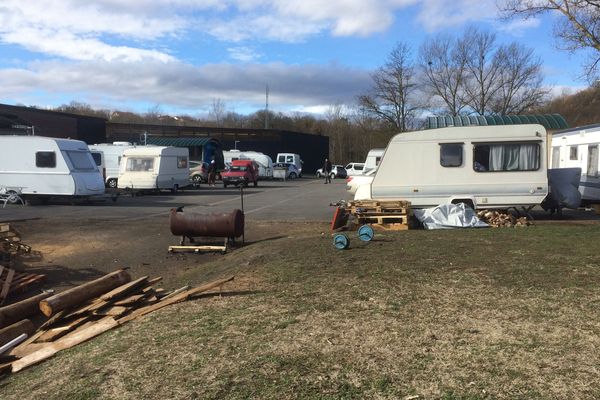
[0,223,46,304]
[348,200,412,231]
[476,210,531,228]
[0,269,234,375]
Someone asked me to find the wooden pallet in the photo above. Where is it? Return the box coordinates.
[0,267,46,304]
[357,214,410,225]
[349,200,411,216]
[168,245,227,254]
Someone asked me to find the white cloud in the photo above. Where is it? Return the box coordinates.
[227,47,262,62]
[0,60,372,111]
[415,0,497,32]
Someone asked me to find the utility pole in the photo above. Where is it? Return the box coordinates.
[265,84,269,130]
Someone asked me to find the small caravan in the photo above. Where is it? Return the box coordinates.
[276,153,303,177]
[89,142,136,188]
[363,148,385,173]
[551,124,600,205]
[355,125,548,209]
[223,150,273,178]
[0,136,105,200]
[118,146,189,191]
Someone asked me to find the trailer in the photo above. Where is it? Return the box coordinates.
[117,146,189,192]
[355,125,549,209]
[89,142,136,188]
[362,148,385,174]
[0,136,105,201]
[550,124,600,205]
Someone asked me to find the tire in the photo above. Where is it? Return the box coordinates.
[330,173,335,180]
[191,175,202,185]
[316,172,322,178]
[107,178,118,188]
[223,183,228,188]
[289,172,297,180]
[5,190,20,204]
[253,180,258,187]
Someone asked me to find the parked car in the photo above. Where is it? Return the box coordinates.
[345,162,365,176]
[316,165,347,179]
[189,160,208,184]
[276,153,303,177]
[273,162,300,180]
[346,168,377,195]
[222,160,259,187]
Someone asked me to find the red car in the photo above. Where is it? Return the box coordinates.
[222,160,259,187]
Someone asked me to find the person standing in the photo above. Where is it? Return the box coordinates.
[207,157,216,187]
[323,158,332,184]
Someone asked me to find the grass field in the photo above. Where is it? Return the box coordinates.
[2,223,600,399]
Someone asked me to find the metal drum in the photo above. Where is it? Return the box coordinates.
[170,208,244,239]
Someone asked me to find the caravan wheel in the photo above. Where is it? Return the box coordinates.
[107,178,118,188]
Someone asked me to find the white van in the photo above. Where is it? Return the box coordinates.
[89,142,136,188]
[355,125,549,209]
[276,153,303,177]
[118,146,189,191]
[363,149,385,174]
[223,150,273,178]
[551,123,600,205]
[0,136,105,200]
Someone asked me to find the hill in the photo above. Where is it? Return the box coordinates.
[536,86,600,127]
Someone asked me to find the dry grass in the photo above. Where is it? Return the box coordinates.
[2,223,600,399]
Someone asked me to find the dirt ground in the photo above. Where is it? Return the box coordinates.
[10,216,327,295]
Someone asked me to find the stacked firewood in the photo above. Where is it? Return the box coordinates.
[477,210,531,228]
[0,269,234,375]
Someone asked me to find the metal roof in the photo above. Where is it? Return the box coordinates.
[426,114,568,130]
[145,137,212,146]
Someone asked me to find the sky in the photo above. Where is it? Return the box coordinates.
[0,0,593,117]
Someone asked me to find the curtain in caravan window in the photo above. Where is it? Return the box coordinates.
[588,145,598,177]
[488,143,539,171]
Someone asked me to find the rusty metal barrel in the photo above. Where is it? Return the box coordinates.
[170,208,244,238]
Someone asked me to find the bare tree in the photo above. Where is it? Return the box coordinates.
[459,27,504,115]
[358,42,421,132]
[500,0,600,79]
[209,98,226,127]
[491,43,549,114]
[419,35,468,116]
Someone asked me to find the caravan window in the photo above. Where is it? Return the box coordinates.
[36,152,56,168]
[570,146,578,160]
[588,145,598,177]
[91,152,102,166]
[473,142,540,172]
[440,143,463,167]
[126,158,154,172]
[177,157,188,169]
[66,151,95,171]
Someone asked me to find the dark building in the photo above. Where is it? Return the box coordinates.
[106,122,329,173]
[0,103,329,173]
[0,103,106,143]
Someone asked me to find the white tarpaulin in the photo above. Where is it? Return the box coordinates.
[413,203,489,230]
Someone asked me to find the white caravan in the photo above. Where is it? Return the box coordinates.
[551,123,600,205]
[89,142,136,188]
[223,150,273,178]
[363,148,385,173]
[0,136,105,200]
[276,153,303,177]
[118,146,189,191]
[355,125,548,209]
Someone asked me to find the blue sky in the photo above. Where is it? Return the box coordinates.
[0,1,592,117]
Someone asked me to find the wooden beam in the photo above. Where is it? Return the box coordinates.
[0,291,53,329]
[0,269,15,305]
[39,269,131,317]
[118,276,233,324]
[100,276,148,301]
[0,319,35,347]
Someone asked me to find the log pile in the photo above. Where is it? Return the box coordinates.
[0,269,234,375]
[477,210,531,228]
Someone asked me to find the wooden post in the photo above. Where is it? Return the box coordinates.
[0,319,35,347]
[0,291,53,329]
[39,269,131,317]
